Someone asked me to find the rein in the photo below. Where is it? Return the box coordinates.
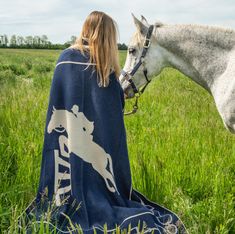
[121,25,154,116]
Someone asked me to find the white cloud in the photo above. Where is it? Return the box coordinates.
[0,0,235,43]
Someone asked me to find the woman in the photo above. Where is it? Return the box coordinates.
[24,11,187,233]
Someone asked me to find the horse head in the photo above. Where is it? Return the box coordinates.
[119,14,165,99]
[47,105,95,137]
[47,106,67,134]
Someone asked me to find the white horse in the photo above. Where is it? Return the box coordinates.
[119,14,235,134]
[47,105,119,194]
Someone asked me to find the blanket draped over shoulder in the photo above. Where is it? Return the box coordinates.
[24,48,187,234]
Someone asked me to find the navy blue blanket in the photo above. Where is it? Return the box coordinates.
[24,48,187,233]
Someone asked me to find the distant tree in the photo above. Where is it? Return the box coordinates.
[33,36,41,46]
[25,36,32,47]
[118,43,128,50]
[71,35,77,44]
[0,35,3,46]
[10,35,17,47]
[64,35,77,47]
[41,35,48,46]
[0,35,8,47]
[4,35,8,47]
[16,36,24,46]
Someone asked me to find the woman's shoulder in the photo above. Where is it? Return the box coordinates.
[56,47,90,64]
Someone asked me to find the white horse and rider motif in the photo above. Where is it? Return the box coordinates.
[47,104,120,197]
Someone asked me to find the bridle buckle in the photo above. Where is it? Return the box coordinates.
[121,70,132,82]
[143,38,151,48]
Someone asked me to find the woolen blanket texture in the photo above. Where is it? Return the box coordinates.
[24,48,187,234]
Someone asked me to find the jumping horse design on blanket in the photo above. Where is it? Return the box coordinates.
[47,104,120,197]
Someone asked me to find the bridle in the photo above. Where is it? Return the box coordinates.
[121,25,154,116]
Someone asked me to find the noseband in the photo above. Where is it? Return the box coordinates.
[121,25,154,116]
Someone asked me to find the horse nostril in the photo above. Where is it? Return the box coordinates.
[83,127,86,131]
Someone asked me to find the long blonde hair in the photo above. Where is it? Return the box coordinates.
[70,11,120,87]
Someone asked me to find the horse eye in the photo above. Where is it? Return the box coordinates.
[128,47,136,54]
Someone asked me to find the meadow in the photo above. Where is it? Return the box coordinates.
[0,48,234,233]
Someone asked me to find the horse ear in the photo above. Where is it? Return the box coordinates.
[141,15,150,27]
[132,13,148,35]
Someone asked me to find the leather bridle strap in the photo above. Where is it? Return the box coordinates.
[121,25,154,116]
[139,68,150,94]
[121,24,154,94]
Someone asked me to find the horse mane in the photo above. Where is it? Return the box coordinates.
[154,21,164,28]
[131,20,235,50]
[131,21,164,45]
[130,31,144,46]
[166,23,235,50]
[171,23,235,36]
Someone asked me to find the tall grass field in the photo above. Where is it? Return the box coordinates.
[0,48,235,233]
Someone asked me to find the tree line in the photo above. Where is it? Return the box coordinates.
[0,35,128,50]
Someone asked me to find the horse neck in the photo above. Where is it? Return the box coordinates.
[155,24,235,93]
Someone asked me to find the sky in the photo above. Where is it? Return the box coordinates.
[1,0,235,44]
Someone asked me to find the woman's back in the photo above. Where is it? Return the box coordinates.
[22,11,187,234]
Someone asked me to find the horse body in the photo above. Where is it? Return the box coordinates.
[120,15,235,133]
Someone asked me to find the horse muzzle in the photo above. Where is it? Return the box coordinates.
[123,84,135,99]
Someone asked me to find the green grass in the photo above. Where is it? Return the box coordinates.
[0,48,235,233]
